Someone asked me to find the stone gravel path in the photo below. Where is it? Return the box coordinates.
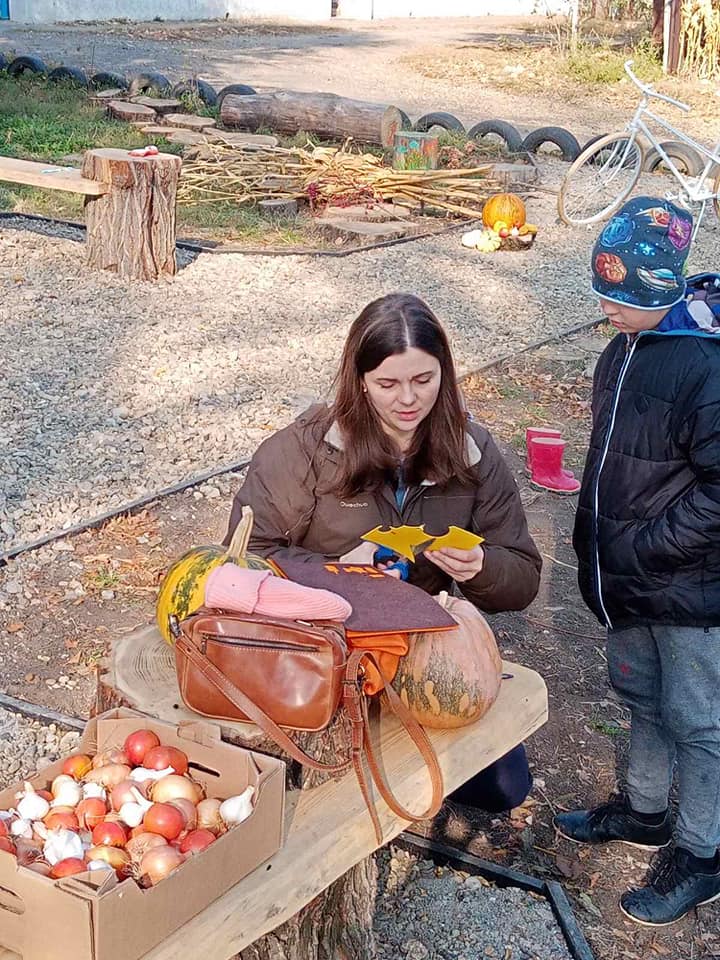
[3,166,720,555]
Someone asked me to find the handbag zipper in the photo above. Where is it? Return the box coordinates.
[200,633,321,654]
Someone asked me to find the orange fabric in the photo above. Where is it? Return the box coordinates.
[346,631,409,695]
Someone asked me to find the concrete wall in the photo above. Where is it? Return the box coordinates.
[338,0,569,14]
[9,0,332,23]
[9,0,567,21]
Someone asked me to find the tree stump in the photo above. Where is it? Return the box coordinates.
[81,147,181,280]
[96,624,376,958]
[221,91,405,147]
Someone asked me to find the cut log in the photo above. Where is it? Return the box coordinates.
[88,88,124,106]
[130,96,183,116]
[488,162,538,188]
[209,131,279,148]
[107,100,157,123]
[221,91,405,146]
[237,856,376,960]
[164,113,217,131]
[97,621,372,960]
[81,148,181,280]
[258,198,298,217]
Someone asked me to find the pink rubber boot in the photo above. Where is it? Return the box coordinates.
[529,437,581,494]
[525,427,575,480]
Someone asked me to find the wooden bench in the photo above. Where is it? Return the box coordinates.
[0,149,181,280]
[0,634,547,960]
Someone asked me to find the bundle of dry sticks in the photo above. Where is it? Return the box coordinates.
[177,138,496,218]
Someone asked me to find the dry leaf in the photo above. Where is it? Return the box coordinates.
[6,622,25,633]
[64,638,78,649]
[555,854,583,879]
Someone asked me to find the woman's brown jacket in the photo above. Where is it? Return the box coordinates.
[224,406,541,613]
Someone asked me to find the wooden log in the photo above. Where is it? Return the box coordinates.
[164,113,217,131]
[237,856,376,960]
[107,100,157,123]
[81,148,181,280]
[96,622,372,960]
[221,91,404,146]
[130,96,183,116]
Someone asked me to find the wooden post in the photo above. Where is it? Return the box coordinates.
[221,91,405,146]
[97,625,377,959]
[663,0,682,74]
[81,148,182,280]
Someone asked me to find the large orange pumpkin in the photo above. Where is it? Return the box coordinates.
[392,594,502,729]
[482,193,526,229]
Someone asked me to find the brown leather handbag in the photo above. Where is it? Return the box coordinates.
[171,608,443,843]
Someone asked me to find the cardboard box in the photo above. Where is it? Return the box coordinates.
[0,709,285,960]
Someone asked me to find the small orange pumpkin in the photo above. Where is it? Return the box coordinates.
[392,594,502,729]
[482,193,526,229]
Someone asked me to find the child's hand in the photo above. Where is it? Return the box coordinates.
[424,545,484,582]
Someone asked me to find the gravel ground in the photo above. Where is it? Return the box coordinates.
[0,709,79,788]
[0,174,590,555]
[3,164,720,557]
[374,846,573,960]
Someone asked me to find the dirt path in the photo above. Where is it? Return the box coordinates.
[3,15,718,142]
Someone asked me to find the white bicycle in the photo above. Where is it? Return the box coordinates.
[557,59,720,228]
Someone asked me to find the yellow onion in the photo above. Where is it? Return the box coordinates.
[126,833,167,864]
[168,799,197,831]
[139,846,184,886]
[196,798,223,835]
[150,775,203,806]
[92,749,129,769]
[84,765,132,789]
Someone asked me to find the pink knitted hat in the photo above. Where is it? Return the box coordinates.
[205,564,352,622]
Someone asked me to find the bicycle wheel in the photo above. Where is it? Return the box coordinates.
[558,132,644,226]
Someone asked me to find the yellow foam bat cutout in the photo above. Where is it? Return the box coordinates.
[424,526,485,553]
[361,524,485,563]
[361,525,435,563]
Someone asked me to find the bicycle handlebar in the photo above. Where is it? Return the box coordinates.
[624,59,691,112]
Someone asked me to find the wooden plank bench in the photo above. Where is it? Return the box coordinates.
[0,656,547,960]
[0,157,109,196]
[0,149,182,280]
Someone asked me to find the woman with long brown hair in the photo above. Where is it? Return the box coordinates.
[223,294,541,815]
[224,293,541,610]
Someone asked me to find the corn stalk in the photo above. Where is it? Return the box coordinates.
[678,0,720,77]
[177,140,497,218]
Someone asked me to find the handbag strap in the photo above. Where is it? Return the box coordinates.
[343,649,444,831]
[175,632,351,775]
[176,630,444,843]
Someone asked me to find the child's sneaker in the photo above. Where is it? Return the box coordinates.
[620,846,720,926]
[554,795,671,849]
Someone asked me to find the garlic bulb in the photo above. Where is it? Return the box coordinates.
[118,788,152,828]
[51,774,76,798]
[10,819,32,839]
[16,784,50,821]
[219,786,255,827]
[129,765,174,783]
[82,782,106,800]
[461,230,483,248]
[43,827,84,866]
[51,780,82,808]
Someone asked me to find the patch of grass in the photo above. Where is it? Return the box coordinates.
[0,74,184,162]
[591,718,626,739]
[86,565,122,590]
[564,36,662,86]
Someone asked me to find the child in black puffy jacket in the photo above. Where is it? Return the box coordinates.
[555,197,720,927]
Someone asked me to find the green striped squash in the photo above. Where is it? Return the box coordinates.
[155,506,274,643]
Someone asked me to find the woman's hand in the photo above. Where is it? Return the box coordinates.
[424,545,484,582]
